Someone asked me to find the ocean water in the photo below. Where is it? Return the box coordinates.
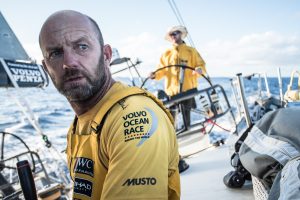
[0,74,296,200]
[0,76,294,153]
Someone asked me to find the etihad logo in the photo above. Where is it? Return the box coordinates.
[74,157,94,177]
[122,177,157,186]
[74,177,93,197]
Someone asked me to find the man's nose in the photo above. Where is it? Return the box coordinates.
[63,50,78,69]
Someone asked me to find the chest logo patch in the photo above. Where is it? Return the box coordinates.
[74,157,94,177]
[74,177,93,197]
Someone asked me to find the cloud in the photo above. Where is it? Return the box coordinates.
[23,42,43,64]
[24,31,300,78]
[203,31,300,77]
[113,31,300,78]
[112,32,168,77]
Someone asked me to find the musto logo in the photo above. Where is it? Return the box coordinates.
[122,177,157,186]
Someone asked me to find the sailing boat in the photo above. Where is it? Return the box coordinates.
[1,3,300,198]
[0,11,72,199]
[109,47,256,199]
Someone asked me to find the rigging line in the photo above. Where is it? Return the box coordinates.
[167,0,196,47]
[168,0,185,25]
[206,119,231,132]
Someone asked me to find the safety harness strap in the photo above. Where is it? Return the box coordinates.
[90,86,174,134]
[90,87,145,134]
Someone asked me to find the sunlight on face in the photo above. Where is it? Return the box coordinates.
[57,53,105,102]
[40,12,107,102]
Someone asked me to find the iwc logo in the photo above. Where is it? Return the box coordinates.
[74,157,94,177]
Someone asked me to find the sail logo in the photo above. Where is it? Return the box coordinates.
[74,177,93,197]
[122,177,157,186]
[122,107,158,146]
[123,109,150,143]
[10,68,43,83]
[74,157,94,177]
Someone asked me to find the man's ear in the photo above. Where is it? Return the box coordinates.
[103,44,112,63]
[42,60,49,73]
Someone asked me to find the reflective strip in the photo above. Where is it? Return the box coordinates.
[279,157,300,200]
[244,126,299,165]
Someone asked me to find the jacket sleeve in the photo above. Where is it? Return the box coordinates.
[193,49,207,76]
[99,95,180,200]
[154,54,167,80]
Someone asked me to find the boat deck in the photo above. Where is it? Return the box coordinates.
[180,144,254,200]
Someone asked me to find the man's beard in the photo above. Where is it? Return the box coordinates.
[51,54,105,102]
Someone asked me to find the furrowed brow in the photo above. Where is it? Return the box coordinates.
[72,36,90,44]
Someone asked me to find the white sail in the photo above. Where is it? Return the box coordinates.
[0,11,29,61]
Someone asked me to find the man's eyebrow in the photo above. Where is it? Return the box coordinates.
[44,35,92,53]
[72,36,90,44]
[45,46,62,53]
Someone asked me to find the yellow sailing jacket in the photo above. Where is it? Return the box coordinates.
[66,82,180,199]
[155,43,206,96]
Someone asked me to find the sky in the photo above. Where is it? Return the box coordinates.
[1,0,300,77]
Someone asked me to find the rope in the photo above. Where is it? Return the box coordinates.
[167,0,196,47]
[3,190,23,200]
[206,119,231,132]
[180,119,213,159]
[181,145,214,159]
[181,119,229,159]
[0,132,36,172]
[180,116,232,159]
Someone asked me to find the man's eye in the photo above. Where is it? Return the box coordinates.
[78,44,88,51]
[48,50,63,60]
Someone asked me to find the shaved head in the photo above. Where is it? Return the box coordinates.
[39,10,103,52]
[39,10,114,114]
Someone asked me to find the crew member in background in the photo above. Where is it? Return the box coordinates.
[150,25,207,173]
[39,10,180,199]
